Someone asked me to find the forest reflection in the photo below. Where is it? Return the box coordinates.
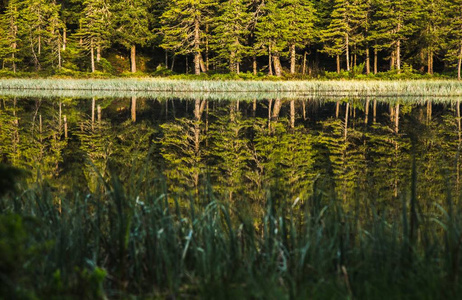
[1,96,461,216]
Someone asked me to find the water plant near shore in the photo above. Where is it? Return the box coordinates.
[1,79,462,97]
[1,164,462,299]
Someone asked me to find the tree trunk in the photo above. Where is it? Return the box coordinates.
[290,44,296,74]
[345,102,349,140]
[199,54,207,73]
[91,97,95,130]
[396,22,401,71]
[131,96,137,122]
[90,41,95,73]
[268,46,273,76]
[63,27,66,51]
[131,45,136,73]
[336,55,340,74]
[302,51,307,75]
[273,54,282,77]
[194,18,201,75]
[272,99,282,121]
[458,42,462,81]
[253,55,257,75]
[365,97,370,124]
[366,47,370,75]
[373,100,377,123]
[345,33,350,71]
[165,50,168,68]
[395,103,400,134]
[290,100,295,128]
[205,24,209,71]
[97,45,101,62]
[374,46,378,74]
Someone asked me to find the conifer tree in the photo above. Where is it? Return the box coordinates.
[371,0,421,71]
[77,0,111,72]
[112,0,152,73]
[445,0,462,79]
[278,0,316,74]
[212,0,251,73]
[160,0,217,75]
[0,0,21,72]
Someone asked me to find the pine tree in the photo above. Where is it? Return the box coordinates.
[320,0,368,73]
[112,0,152,73]
[444,0,462,79]
[212,0,251,73]
[160,0,217,75]
[278,0,316,74]
[370,0,421,72]
[0,0,21,72]
[255,0,287,76]
[77,0,112,72]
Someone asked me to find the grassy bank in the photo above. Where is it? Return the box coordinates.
[1,165,462,299]
[0,78,462,97]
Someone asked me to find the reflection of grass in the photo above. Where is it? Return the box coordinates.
[1,78,462,96]
[1,166,462,298]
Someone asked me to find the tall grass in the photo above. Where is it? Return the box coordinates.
[1,165,462,299]
[1,79,462,97]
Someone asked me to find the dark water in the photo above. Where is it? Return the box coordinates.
[1,96,461,215]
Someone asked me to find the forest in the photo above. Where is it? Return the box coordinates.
[0,0,461,78]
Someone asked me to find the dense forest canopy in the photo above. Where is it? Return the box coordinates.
[1,0,462,78]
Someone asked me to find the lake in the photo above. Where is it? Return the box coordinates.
[1,94,460,216]
[3,92,462,298]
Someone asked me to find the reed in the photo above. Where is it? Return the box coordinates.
[1,168,462,299]
[0,79,462,97]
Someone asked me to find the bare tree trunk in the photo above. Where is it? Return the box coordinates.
[290,44,296,74]
[336,55,340,74]
[253,55,257,75]
[63,27,66,51]
[302,51,307,75]
[366,47,370,75]
[90,40,95,73]
[91,97,95,130]
[290,100,295,128]
[64,115,68,139]
[131,45,136,73]
[97,105,101,125]
[336,101,340,118]
[165,50,168,68]
[268,46,273,76]
[396,23,401,71]
[253,99,257,117]
[365,97,370,124]
[194,18,201,75]
[345,33,350,71]
[200,54,207,73]
[273,54,282,77]
[458,41,462,81]
[374,46,378,74]
[131,96,137,122]
[345,102,349,140]
[272,98,282,120]
[97,45,101,62]
[395,103,400,134]
[373,100,377,123]
[205,24,209,71]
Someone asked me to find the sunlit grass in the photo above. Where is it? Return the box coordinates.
[0,79,462,97]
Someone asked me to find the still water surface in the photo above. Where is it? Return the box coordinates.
[1,95,461,215]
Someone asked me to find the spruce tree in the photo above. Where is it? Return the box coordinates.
[278,0,316,74]
[112,0,152,73]
[160,0,217,75]
[0,0,21,72]
[77,0,112,72]
[370,0,421,71]
[212,0,251,73]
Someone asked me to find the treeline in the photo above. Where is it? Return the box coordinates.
[0,0,461,78]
